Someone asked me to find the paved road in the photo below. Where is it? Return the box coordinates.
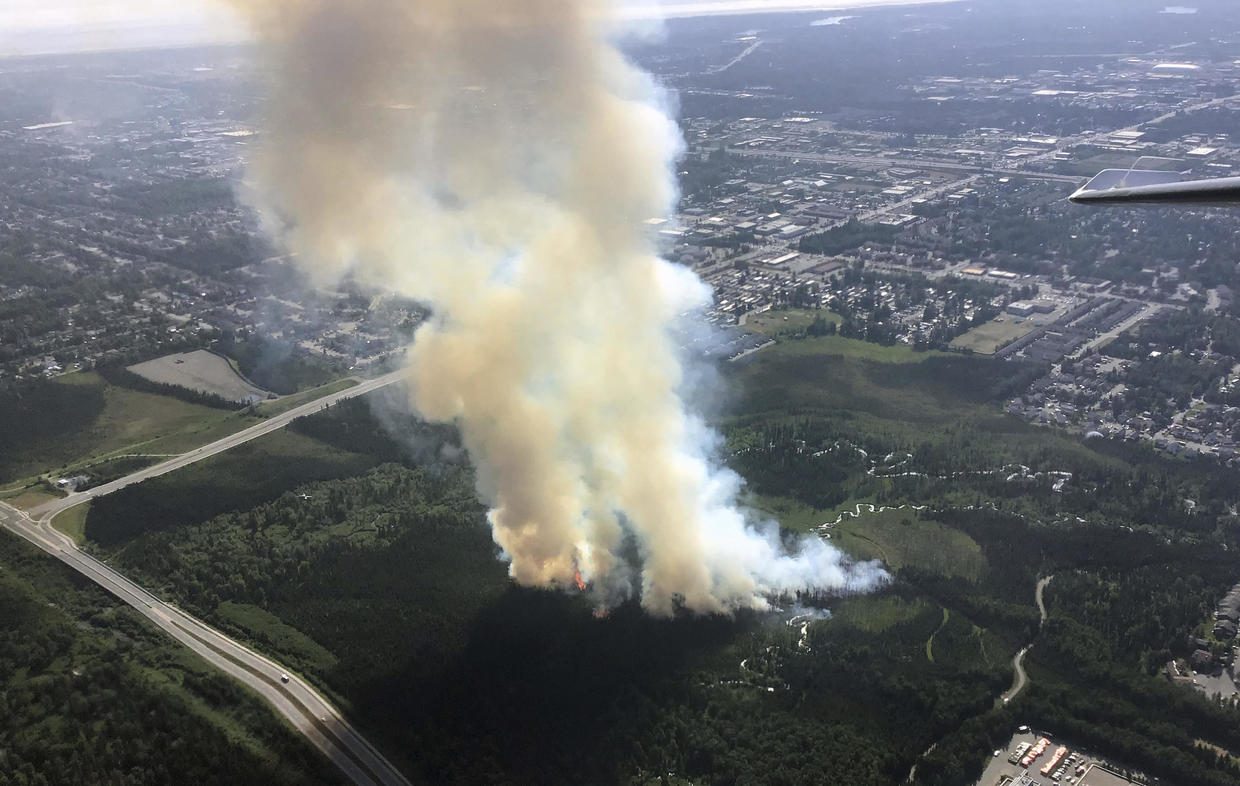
[733,91,1240,187]
[709,37,763,74]
[1,369,411,786]
[1028,90,1240,167]
[728,148,1084,183]
[1002,575,1053,704]
[858,174,980,222]
[31,369,406,520]
[906,575,1052,783]
[1068,302,1166,361]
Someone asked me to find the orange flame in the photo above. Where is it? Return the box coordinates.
[593,608,611,620]
[573,569,587,592]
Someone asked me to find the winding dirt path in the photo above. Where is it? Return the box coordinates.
[1001,576,1053,704]
[906,576,1052,783]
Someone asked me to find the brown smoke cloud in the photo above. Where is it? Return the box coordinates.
[226,0,885,614]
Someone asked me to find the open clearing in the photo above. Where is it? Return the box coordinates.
[828,595,936,633]
[831,508,987,581]
[743,308,842,336]
[129,350,272,403]
[950,316,1041,354]
[51,502,90,545]
[1057,151,1184,177]
[758,333,945,363]
[1,486,63,511]
[0,372,262,484]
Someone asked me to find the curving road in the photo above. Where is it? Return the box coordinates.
[0,368,411,786]
[907,575,1053,783]
[1002,575,1053,705]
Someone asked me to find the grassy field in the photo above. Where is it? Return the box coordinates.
[1,372,262,484]
[1,485,64,511]
[1058,152,1184,177]
[51,502,90,545]
[730,345,1015,430]
[826,594,937,633]
[831,508,987,581]
[929,610,1007,671]
[256,377,360,417]
[748,466,987,580]
[743,308,842,336]
[743,493,832,533]
[950,317,1040,355]
[758,334,944,363]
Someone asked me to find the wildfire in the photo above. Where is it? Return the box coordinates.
[593,608,611,620]
[573,569,587,592]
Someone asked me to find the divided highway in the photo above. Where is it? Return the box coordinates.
[0,369,411,786]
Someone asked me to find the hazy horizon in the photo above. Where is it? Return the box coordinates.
[0,0,965,58]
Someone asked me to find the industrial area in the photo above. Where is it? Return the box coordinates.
[976,728,1151,786]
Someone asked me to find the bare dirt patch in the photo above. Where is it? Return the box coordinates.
[128,350,272,403]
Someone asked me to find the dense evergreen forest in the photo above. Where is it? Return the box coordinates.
[0,377,104,479]
[0,532,338,786]
[51,333,1240,785]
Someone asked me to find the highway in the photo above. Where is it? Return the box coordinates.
[856,173,979,222]
[30,368,406,520]
[727,148,1084,183]
[731,90,1240,187]
[1,368,411,786]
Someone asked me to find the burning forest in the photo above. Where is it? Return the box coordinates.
[224,0,887,615]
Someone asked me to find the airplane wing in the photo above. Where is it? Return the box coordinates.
[1069,169,1240,206]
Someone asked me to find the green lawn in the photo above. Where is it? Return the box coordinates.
[730,347,1014,429]
[760,334,944,363]
[1,372,262,484]
[743,308,842,337]
[51,502,90,545]
[1057,152,1184,177]
[950,317,1040,355]
[1,485,64,511]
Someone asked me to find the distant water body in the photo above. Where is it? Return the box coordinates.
[620,0,963,20]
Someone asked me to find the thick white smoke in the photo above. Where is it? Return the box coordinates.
[228,0,886,615]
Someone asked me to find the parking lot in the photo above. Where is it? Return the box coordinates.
[974,729,1144,786]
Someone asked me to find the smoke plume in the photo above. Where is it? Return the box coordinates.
[227,0,886,615]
